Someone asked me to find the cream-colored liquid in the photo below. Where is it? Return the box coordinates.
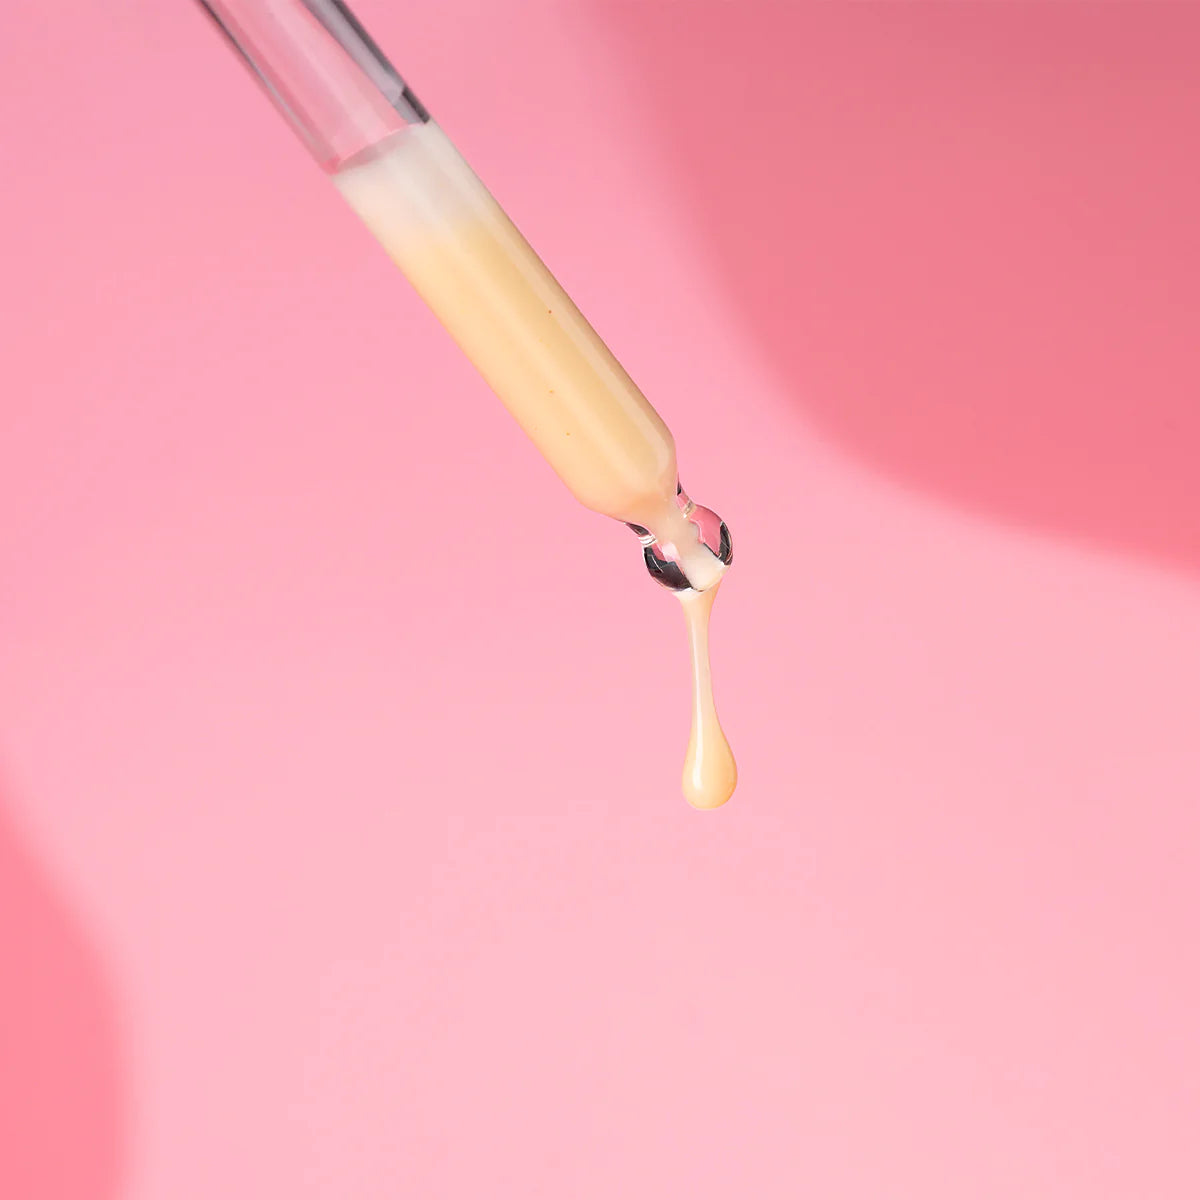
[334,122,735,803]
[680,584,737,809]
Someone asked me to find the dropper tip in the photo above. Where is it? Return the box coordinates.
[630,488,733,593]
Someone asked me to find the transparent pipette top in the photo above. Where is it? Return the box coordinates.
[198,0,428,172]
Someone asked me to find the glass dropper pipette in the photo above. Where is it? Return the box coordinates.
[196,0,732,593]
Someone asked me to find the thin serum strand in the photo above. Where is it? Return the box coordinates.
[679,583,737,809]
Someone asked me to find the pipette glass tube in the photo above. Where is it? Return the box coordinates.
[197,0,731,591]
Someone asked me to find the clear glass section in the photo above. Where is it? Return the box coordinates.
[630,485,733,592]
[197,0,428,171]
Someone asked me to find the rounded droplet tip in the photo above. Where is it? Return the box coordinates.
[682,751,738,810]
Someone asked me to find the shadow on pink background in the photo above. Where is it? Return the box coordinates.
[0,790,123,1198]
[592,2,1200,573]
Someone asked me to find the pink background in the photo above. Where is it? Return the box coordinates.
[3,1,1200,1196]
